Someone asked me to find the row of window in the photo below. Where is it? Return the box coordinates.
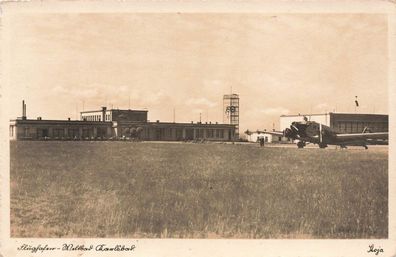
[197,129,224,138]
[82,114,111,122]
[83,114,102,121]
[334,121,388,133]
[12,126,231,139]
[144,127,229,139]
[164,128,226,138]
[18,127,108,138]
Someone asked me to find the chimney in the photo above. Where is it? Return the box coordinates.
[101,106,107,122]
[22,100,26,120]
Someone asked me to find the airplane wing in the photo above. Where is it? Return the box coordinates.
[257,130,284,136]
[335,132,388,141]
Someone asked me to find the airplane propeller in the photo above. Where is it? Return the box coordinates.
[319,123,322,143]
[284,127,298,139]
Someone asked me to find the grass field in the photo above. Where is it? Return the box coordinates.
[10,141,388,238]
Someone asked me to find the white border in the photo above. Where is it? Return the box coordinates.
[1,1,395,256]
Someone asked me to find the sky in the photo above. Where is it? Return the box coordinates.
[3,13,388,132]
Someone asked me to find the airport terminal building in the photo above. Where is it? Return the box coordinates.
[9,103,236,141]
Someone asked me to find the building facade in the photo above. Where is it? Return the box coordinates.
[10,106,236,141]
[280,112,388,133]
[247,132,291,143]
[9,119,112,140]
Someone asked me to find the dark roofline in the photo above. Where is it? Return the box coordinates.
[329,112,388,116]
[280,113,329,117]
[10,119,235,127]
[118,120,236,127]
[10,119,112,125]
[281,112,388,117]
[80,109,148,114]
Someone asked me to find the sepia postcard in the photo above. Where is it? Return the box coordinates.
[0,1,395,256]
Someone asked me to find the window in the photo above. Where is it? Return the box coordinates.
[383,122,388,131]
[53,128,64,138]
[357,122,363,133]
[68,128,79,138]
[167,128,173,137]
[9,125,14,137]
[176,129,183,139]
[82,128,92,138]
[218,129,224,138]
[342,122,347,132]
[97,127,107,138]
[197,129,204,138]
[24,127,29,137]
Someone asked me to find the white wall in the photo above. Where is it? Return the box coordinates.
[248,132,281,143]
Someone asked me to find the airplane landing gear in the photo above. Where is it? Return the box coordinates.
[318,143,327,149]
[297,141,306,148]
[363,145,368,150]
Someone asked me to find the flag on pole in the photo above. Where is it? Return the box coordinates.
[355,96,359,107]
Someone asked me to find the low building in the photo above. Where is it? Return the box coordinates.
[115,120,235,141]
[247,131,291,143]
[10,104,236,141]
[9,119,112,140]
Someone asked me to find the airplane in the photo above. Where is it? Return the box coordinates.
[245,119,388,149]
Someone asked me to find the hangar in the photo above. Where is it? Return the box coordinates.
[247,112,388,144]
[280,112,388,133]
[9,103,236,141]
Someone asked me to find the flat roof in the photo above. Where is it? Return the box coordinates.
[10,119,112,125]
[10,119,235,127]
[280,113,328,117]
[80,109,148,114]
[118,120,236,127]
[281,112,388,117]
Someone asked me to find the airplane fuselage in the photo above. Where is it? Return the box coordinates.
[287,121,386,148]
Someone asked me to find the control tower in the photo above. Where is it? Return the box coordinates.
[223,94,239,139]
